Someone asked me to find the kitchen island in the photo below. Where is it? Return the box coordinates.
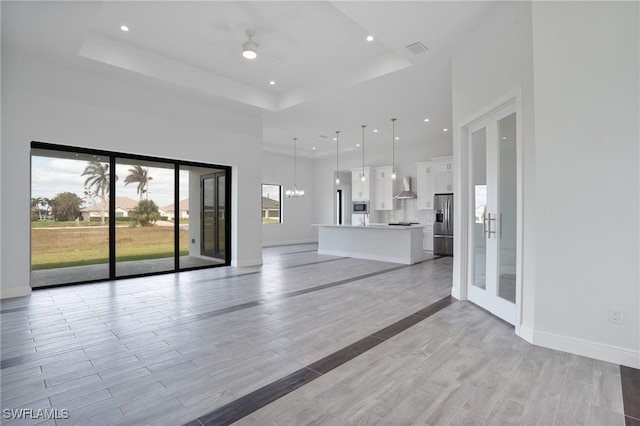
[313,223,426,265]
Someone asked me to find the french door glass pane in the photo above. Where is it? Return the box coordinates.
[201,172,227,260]
[115,159,175,277]
[498,112,517,302]
[30,149,110,287]
[471,127,487,289]
[217,174,226,259]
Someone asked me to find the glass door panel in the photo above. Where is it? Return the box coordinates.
[30,149,110,287]
[202,175,216,257]
[216,174,226,259]
[115,159,175,277]
[467,103,517,325]
[497,112,517,303]
[201,172,227,260]
[471,127,487,290]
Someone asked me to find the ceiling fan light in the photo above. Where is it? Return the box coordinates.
[242,41,257,59]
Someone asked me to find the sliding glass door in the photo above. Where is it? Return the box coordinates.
[30,142,231,288]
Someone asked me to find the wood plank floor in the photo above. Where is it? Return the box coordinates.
[0,244,629,425]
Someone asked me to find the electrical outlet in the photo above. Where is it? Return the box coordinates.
[609,307,623,325]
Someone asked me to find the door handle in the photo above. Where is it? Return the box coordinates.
[483,212,488,238]
[486,212,496,239]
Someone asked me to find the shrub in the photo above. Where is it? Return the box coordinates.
[131,199,161,227]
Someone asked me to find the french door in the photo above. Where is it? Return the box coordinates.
[467,102,518,325]
[201,172,226,259]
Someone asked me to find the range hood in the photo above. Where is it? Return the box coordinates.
[395,177,417,199]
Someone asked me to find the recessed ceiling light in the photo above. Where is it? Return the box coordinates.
[312,147,316,150]
[373,129,378,133]
[269,80,276,85]
[120,25,129,32]
[333,137,337,141]
[356,143,361,147]
[366,35,374,42]
[395,136,399,140]
[424,118,430,122]
[502,136,507,140]
[443,128,448,132]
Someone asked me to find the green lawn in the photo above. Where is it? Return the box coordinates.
[31,225,189,270]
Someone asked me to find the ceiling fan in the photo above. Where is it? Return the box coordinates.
[242,29,258,60]
[209,23,285,61]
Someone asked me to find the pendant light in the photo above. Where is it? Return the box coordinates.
[285,137,304,198]
[391,118,397,179]
[335,130,341,185]
[360,125,366,181]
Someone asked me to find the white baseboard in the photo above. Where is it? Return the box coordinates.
[450,286,460,300]
[1,286,32,300]
[262,239,317,247]
[532,329,640,369]
[517,323,535,343]
[232,257,263,268]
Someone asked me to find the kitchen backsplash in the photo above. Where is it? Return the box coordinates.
[371,199,435,225]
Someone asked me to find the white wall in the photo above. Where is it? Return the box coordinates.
[1,52,264,298]
[531,1,639,367]
[451,1,536,329]
[262,151,316,246]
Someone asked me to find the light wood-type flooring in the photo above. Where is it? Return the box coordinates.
[0,244,630,425]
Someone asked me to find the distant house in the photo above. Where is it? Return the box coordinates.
[80,196,139,221]
[80,196,168,221]
[163,199,189,220]
[261,196,280,222]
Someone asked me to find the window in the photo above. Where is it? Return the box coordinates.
[262,184,281,223]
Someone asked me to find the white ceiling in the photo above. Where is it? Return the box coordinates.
[1,1,500,158]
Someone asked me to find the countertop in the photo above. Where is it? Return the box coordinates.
[313,223,425,230]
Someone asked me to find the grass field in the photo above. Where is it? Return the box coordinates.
[31,226,189,270]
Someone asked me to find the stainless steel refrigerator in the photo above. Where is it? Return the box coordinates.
[433,193,453,256]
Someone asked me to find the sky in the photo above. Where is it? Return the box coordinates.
[31,156,189,208]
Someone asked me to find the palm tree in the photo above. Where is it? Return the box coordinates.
[39,197,51,220]
[82,161,115,225]
[124,165,153,201]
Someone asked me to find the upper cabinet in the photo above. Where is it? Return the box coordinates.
[417,156,454,210]
[351,167,371,201]
[417,161,435,210]
[372,166,397,210]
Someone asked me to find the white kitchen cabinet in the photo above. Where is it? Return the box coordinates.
[423,225,434,251]
[435,172,453,193]
[417,161,435,210]
[372,166,396,210]
[433,156,454,194]
[417,174,435,210]
[351,167,371,201]
[418,157,453,210]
